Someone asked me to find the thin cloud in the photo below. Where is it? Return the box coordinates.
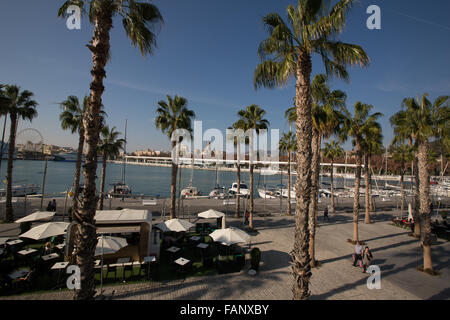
[387,9,450,32]
[105,78,237,109]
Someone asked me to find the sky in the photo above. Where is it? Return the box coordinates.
[0,0,449,153]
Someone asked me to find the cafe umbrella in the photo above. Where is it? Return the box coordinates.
[198,209,226,229]
[95,235,128,295]
[19,222,69,240]
[15,211,55,223]
[155,218,194,233]
[209,227,250,246]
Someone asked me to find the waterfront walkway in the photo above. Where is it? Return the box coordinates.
[1,203,449,300]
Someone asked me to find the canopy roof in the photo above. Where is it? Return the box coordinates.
[20,222,69,240]
[156,219,194,232]
[198,209,225,219]
[15,211,55,223]
[95,209,151,225]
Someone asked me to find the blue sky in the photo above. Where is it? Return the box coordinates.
[0,0,449,152]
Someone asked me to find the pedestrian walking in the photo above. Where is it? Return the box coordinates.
[323,207,329,222]
[51,199,57,212]
[362,246,373,273]
[352,241,363,267]
[244,210,249,225]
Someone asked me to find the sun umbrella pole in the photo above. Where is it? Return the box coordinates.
[100,235,104,295]
[40,158,48,210]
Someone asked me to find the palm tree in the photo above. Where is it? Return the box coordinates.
[234,105,269,230]
[155,95,195,220]
[98,125,125,210]
[323,140,344,215]
[59,96,89,216]
[0,85,9,173]
[2,85,38,222]
[279,131,297,215]
[401,94,449,273]
[286,74,346,267]
[58,0,163,300]
[390,143,413,214]
[340,102,382,240]
[390,109,421,237]
[254,0,368,299]
[361,122,382,224]
[226,126,247,219]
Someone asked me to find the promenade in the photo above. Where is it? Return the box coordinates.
[1,197,449,300]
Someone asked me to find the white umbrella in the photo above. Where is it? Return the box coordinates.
[95,236,128,256]
[19,222,69,240]
[95,235,128,295]
[15,211,55,223]
[198,209,226,229]
[156,218,194,232]
[198,209,225,219]
[209,227,250,245]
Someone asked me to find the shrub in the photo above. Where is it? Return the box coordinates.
[250,248,261,271]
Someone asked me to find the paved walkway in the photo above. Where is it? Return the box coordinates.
[1,209,449,300]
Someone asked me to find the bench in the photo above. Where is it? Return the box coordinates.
[142,200,157,206]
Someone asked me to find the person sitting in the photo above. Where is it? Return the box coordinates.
[362,246,373,273]
[44,242,52,254]
[352,241,363,267]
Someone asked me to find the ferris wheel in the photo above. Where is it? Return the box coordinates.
[16,128,44,154]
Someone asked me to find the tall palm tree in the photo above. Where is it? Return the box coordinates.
[390,109,421,237]
[390,143,413,214]
[286,74,346,267]
[401,94,449,273]
[254,0,368,299]
[361,122,382,224]
[226,126,247,219]
[98,125,125,210]
[279,131,297,215]
[155,95,195,220]
[323,140,344,215]
[58,0,163,300]
[340,102,382,240]
[234,105,269,231]
[2,85,38,222]
[59,96,89,216]
[0,85,9,173]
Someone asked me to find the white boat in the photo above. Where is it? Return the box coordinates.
[181,186,201,198]
[229,182,250,198]
[0,184,40,197]
[209,186,227,199]
[258,187,280,199]
[107,182,132,198]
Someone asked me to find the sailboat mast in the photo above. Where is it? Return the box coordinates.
[122,119,127,184]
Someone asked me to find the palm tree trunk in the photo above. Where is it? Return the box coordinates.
[287,152,291,215]
[170,141,178,219]
[308,130,319,267]
[98,155,107,210]
[418,140,433,271]
[368,155,374,212]
[353,142,362,242]
[74,5,113,300]
[249,163,254,229]
[5,113,17,222]
[364,153,371,224]
[331,159,335,214]
[400,158,405,213]
[413,155,421,237]
[235,163,240,218]
[72,129,85,217]
[292,52,312,300]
